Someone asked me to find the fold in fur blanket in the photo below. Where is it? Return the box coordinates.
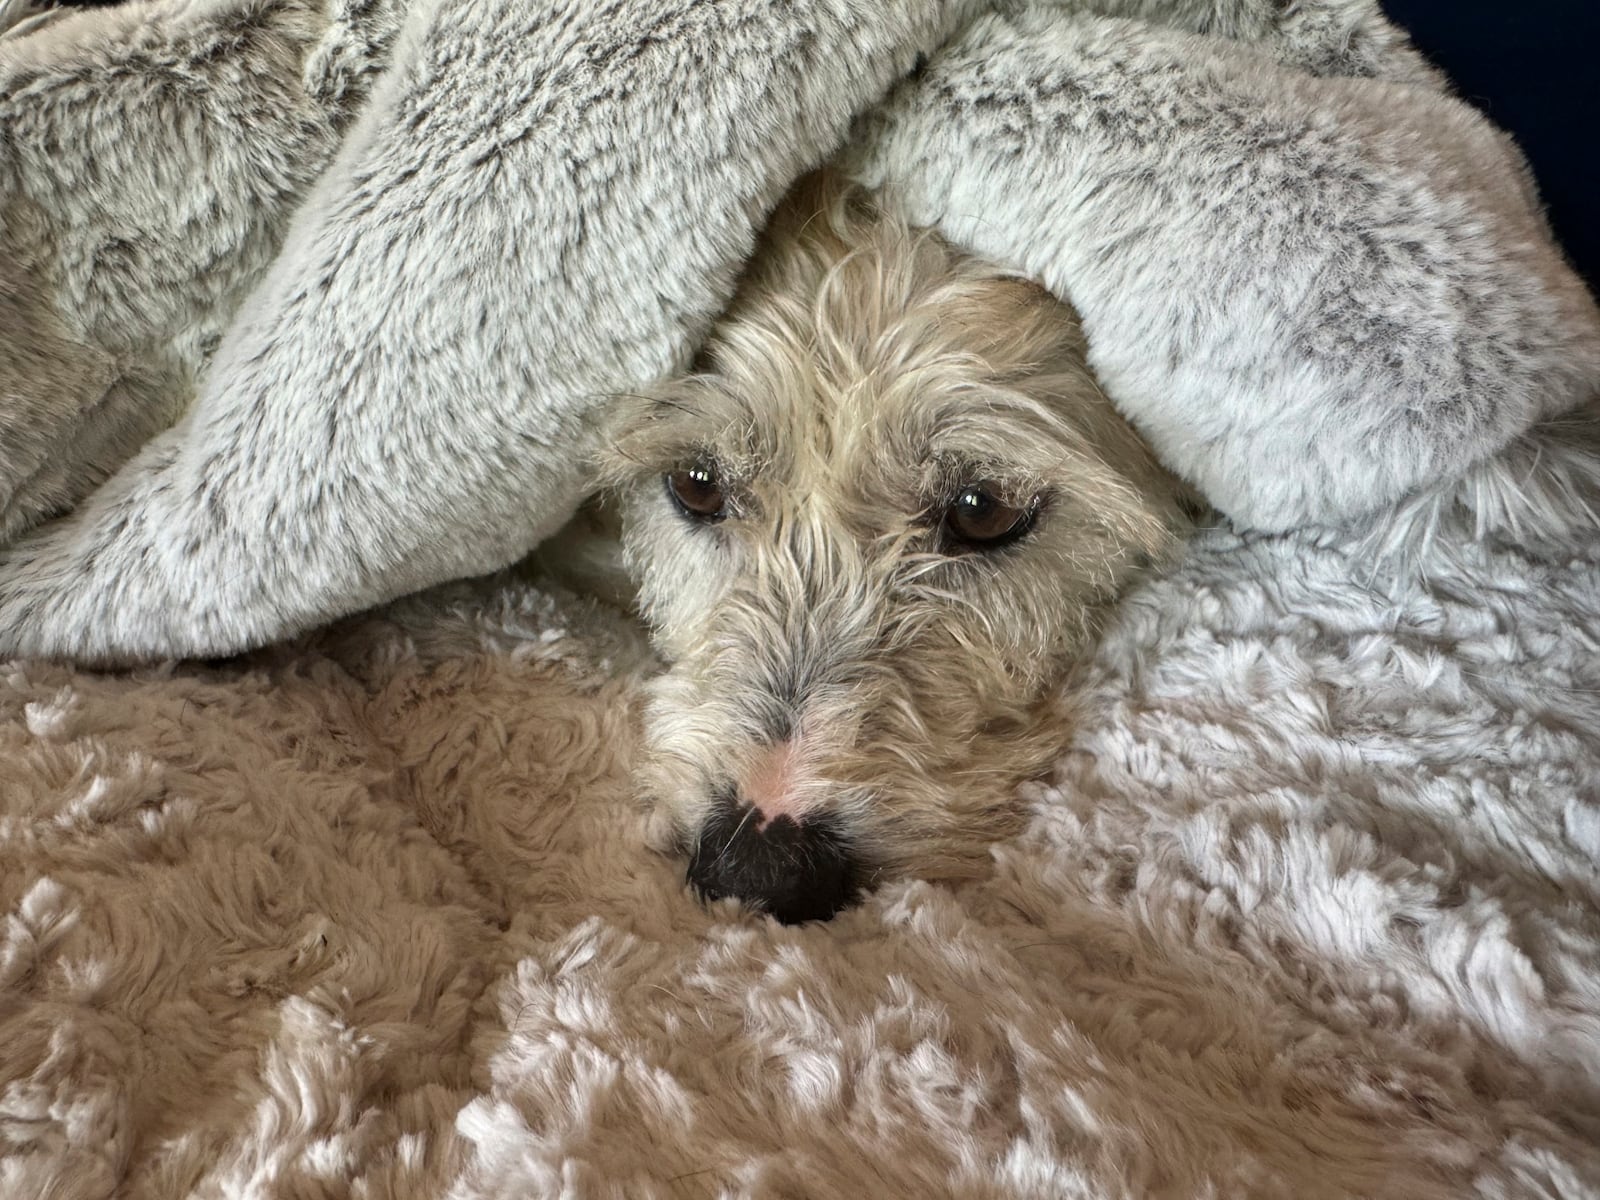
[2,1,1600,1197]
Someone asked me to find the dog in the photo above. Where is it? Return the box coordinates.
[588,171,1190,924]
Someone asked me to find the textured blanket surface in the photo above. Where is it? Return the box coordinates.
[3,0,1600,1196]
[3,507,1598,1198]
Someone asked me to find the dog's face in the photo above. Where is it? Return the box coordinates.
[600,176,1185,923]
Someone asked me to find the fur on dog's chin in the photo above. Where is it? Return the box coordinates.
[595,169,1190,911]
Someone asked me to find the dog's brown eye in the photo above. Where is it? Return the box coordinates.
[943,483,1036,550]
[666,465,726,522]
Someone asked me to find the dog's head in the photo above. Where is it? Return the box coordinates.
[599,174,1186,922]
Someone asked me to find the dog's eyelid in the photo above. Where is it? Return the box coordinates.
[919,467,1045,511]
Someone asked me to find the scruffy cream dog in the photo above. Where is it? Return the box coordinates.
[596,172,1189,923]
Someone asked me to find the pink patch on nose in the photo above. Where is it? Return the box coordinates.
[740,740,815,827]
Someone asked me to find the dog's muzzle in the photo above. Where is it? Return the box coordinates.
[686,794,859,924]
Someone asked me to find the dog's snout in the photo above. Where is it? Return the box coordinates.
[686,797,859,925]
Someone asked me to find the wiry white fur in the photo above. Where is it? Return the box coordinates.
[600,173,1186,878]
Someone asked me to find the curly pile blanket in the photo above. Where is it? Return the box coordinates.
[2,0,1599,1196]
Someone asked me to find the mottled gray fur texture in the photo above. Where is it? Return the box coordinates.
[0,0,1596,662]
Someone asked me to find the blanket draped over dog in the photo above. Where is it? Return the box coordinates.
[2,0,1599,1197]
[0,0,1597,659]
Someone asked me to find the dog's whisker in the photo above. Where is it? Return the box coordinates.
[710,803,761,872]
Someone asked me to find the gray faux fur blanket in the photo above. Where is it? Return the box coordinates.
[3,2,1600,1198]
[0,0,1596,659]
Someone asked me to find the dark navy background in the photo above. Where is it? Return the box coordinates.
[1382,1,1599,294]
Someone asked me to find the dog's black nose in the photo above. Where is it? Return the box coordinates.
[686,798,859,924]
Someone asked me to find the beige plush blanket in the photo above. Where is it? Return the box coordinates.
[5,499,1599,1196]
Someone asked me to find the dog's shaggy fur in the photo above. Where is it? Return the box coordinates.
[597,175,1189,920]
